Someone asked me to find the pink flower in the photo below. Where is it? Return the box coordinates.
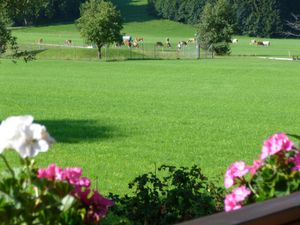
[232,185,251,202]
[224,193,241,212]
[224,161,249,189]
[61,168,82,185]
[77,177,91,187]
[74,187,113,224]
[224,185,251,212]
[37,164,63,180]
[292,152,300,171]
[261,133,294,160]
[249,160,263,175]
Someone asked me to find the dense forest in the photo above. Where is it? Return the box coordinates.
[148,0,300,37]
[1,0,300,38]
[0,0,84,26]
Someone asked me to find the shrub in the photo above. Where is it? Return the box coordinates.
[109,165,224,225]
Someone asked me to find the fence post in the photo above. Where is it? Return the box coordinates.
[196,40,200,60]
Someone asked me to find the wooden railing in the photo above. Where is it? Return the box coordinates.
[177,191,300,225]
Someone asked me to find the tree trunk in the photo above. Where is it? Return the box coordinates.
[97,46,102,60]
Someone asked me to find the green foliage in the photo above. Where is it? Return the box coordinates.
[197,0,234,55]
[0,20,34,62]
[76,0,123,59]
[249,152,300,203]
[232,0,283,37]
[0,157,86,225]
[109,165,224,225]
[0,0,48,26]
[148,0,207,24]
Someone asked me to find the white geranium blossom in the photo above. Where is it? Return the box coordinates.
[0,115,54,158]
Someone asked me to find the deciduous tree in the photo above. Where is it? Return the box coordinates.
[197,0,234,55]
[77,0,123,60]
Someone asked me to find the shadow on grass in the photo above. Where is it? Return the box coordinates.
[39,119,120,143]
[110,0,155,23]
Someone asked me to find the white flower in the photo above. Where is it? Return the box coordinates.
[0,115,54,158]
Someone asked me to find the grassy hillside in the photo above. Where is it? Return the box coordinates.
[9,0,300,59]
[1,58,300,194]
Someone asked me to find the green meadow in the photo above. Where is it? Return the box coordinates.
[1,58,300,194]
[1,0,300,195]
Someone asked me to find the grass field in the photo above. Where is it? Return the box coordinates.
[1,58,300,194]
[1,0,300,196]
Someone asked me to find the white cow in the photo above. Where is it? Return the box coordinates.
[231,38,238,44]
[262,41,271,46]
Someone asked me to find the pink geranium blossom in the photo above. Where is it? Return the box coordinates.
[224,161,249,189]
[225,185,251,212]
[292,152,300,171]
[261,133,294,160]
[37,164,63,181]
[224,193,241,212]
[249,160,263,175]
[38,164,112,224]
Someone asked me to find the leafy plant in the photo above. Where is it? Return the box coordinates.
[0,115,113,225]
[110,165,224,225]
[224,133,300,211]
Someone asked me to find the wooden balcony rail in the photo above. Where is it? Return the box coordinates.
[177,191,300,225]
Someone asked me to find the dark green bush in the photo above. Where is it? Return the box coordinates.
[109,165,224,225]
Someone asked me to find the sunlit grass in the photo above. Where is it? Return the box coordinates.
[1,58,300,194]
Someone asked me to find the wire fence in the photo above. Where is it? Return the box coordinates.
[3,42,213,61]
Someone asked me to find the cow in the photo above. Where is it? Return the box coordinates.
[179,41,187,46]
[37,38,43,44]
[256,41,264,46]
[187,38,196,43]
[64,40,72,46]
[123,35,132,48]
[165,37,171,48]
[156,42,164,48]
[250,39,257,45]
[135,37,144,43]
[231,38,238,44]
[123,39,132,48]
[262,41,271,46]
[133,40,139,48]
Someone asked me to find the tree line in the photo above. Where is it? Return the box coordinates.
[0,0,85,26]
[148,0,300,37]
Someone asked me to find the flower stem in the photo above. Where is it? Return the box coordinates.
[0,154,15,178]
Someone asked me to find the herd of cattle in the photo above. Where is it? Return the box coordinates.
[36,36,271,48]
[231,38,271,46]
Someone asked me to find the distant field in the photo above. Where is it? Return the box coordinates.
[11,22,300,60]
[1,58,300,194]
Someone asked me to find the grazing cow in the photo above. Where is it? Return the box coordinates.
[123,39,132,48]
[135,37,144,43]
[64,39,72,46]
[165,37,171,48]
[250,39,257,45]
[256,41,264,46]
[187,38,196,43]
[179,41,187,46]
[262,41,270,46]
[37,38,43,44]
[123,35,132,48]
[133,40,139,48]
[156,42,164,48]
[231,38,238,44]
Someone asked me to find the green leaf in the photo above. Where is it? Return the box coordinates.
[60,194,76,212]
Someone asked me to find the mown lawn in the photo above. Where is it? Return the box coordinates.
[1,57,299,194]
